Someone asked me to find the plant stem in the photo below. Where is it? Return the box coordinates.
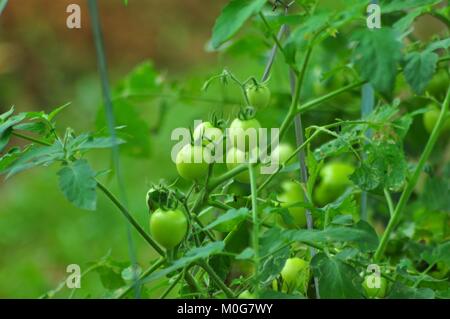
[383,188,395,217]
[160,271,184,299]
[248,163,260,294]
[198,261,235,298]
[298,81,366,114]
[374,86,450,261]
[96,181,165,256]
[117,258,165,299]
[12,131,52,146]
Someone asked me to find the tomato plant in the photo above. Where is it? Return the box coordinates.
[0,0,449,300]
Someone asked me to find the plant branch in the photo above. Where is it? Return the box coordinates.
[374,86,450,261]
[197,261,235,298]
[248,163,260,294]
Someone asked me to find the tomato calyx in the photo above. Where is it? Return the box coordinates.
[238,106,257,121]
[146,184,180,212]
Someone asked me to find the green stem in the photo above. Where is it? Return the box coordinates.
[298,81,366,114]
[412,262,436,288]
[12,131,52,146]
[248,163,260,294]
[374,86,450,261]
[117,258,165,299]
[96,181,165,256]
[198,261,235,298]
[383,188,395,217]
[160,270,184,299]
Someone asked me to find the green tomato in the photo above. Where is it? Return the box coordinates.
[238,290,256,299]
[281,257,310,294]
[314,161,354,205]
[277,181,307,229]
[362,275,388,299]
[246,83,271,109]
[423,105,450,134]
[226,147,257,184]
[272,143,295,165]
[427,69,448,100]
[176,144,211,181]
[193,121,223,144]
[228,118,261,152]
[149,208,187,249]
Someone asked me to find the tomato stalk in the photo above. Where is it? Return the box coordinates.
[248,162,260,295]
[374,85,450,261]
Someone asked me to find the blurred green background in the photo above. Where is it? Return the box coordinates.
[0,0,448,298]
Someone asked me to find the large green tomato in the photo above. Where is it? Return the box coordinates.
[280,257,310,294]
[246,83,271,109]
[314,162,354,205]
[228,118,261,152]
[149,208,187,249]
[176,144,211,181]
[423,105,450,134]
[277,181,307,229]
[362,275,388,299]
[226,147,259,184]
[193,121,223,144]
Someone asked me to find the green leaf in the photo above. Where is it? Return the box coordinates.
[204,207,249,232]
[259,290,304,299]
[57,159,97,211]
[403,51,438,94]
[311,253,363,299]
[13,122,47,134]
[421,242,450,266]
[0,0,8,15]
[352,28,402,96]
[284,221,379,252]
[68,134,126,152]
[393,10,424,34]
[5,143,64,178]
[380,0,441,13]
[388,282,435,299]
[420,176,450,212]
[210,0,267,49]
[0,113,26,137]
[236,247,254,260]
[0,106,14,122]
[351,141,407,191]
[0,127,12,152]
[426,38,450,52]
[48,102,71,122]
[143,242,225,282]
[96,265,127,290]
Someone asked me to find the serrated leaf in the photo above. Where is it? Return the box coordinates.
[236,247,254,260]
[403,51,438,94]
[388,282,435,299]
[0,113,26,137]
[211,0,267,49]
[352,28,402,96]
[426,38,450,52]
[380,0,441,13]
[284,221,379,252]
[13,122,47,134]
[144,242,225,282]
[96,265,127,290]
[351,141,407,191]
[204,207,249,231]
[311,253,363,299]
[47,102,71,122]
[57,159,97,211]
[5,143,64,178]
